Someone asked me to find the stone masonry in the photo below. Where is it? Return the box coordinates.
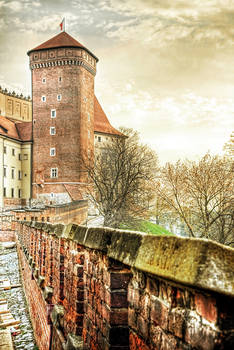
[15,221,234,350]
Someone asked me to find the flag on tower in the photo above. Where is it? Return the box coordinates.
[60,18,65,31]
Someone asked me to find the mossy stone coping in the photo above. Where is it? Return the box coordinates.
[21,222,234,297]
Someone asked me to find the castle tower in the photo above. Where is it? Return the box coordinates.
[28,31,98,204]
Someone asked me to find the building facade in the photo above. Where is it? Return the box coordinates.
[0,116,32,209]
[0,87,32,122]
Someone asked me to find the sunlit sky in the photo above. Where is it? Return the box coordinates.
[0,0,234,163]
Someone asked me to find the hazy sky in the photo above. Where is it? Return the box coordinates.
[0,0,234,163]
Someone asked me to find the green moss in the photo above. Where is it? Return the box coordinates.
[119,220,173,236]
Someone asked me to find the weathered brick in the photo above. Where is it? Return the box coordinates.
[195,292,217,323]
[150,295,169,330]
[168,307,186,339]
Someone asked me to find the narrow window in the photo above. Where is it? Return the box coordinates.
[42,78,46,84]
[12,148,15,156]
[18,189,21,198]
[50,193,54,198]
[3,167,6,177]
[3,188,6,197]
[11,188,14,198]
[11,168,15,179]
[18,153,21,160]
[50,168,58,178]
[18,170,22,180]
[41,217,45,222]
[3,146,6,154]
[51,109,56,118]
[57,94,62,101]
[50,148,56,156]
[47,217,50,222]
[41,96,46,102]
[58,77,62,82]
[50,127,56,135]
[98,136,101,142]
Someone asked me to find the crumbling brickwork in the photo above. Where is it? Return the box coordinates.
[15,221,234,350]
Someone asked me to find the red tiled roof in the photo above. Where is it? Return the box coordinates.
[94,96,123,137]
[16,122,32,141]
[64,184,84,201]
[0,115,32,141]
[27,31,98,60]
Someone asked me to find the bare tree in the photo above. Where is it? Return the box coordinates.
[156,154,234,246]
[84,128,158,228]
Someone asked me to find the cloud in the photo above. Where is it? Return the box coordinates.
[0,0,233,162]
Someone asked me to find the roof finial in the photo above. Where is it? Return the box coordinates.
[59,18,65,32]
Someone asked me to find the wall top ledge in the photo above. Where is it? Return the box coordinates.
[21,222,234,296]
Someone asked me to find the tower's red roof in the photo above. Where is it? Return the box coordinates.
[27,31,98,60]
[94,96,123,137]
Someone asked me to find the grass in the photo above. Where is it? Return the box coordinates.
[120,220,173,236]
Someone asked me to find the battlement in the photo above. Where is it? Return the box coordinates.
[0,86,31,101]
[0,87,32,122]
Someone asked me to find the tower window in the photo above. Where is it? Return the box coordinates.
[41,96,46,102]
[18,153,21,160]
[50,127,56,135]
[11,188,14,198]
[3,167,6,177]
[3,146,6,154]
[57,94,62,101]
[51,109,56,118]
[3,188,6,197]
[18,189,21,198]
[98,136,101,142]
[12,148,15,156]
[18,170,22,180]
[50,148,56,156]
[11,168,15,179]
[58,77,62,82]
[50,168,58,178]
[42,78,46,84]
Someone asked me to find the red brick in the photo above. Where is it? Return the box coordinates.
[195,293,217,323]
[129,331,151,350]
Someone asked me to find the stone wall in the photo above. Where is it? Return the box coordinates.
[0,216,16,241]
[12,199,88,225]
[16,221,234,350]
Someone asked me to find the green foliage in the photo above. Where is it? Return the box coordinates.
[120,220,173,236]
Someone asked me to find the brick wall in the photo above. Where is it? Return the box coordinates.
[11,199,88,225]
[0,217,16,241]
[29,47,95,203]
[16,221,234,350]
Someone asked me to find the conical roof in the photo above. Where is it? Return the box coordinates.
[27,31,98,60]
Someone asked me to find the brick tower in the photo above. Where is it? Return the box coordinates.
[28,31,98,204]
